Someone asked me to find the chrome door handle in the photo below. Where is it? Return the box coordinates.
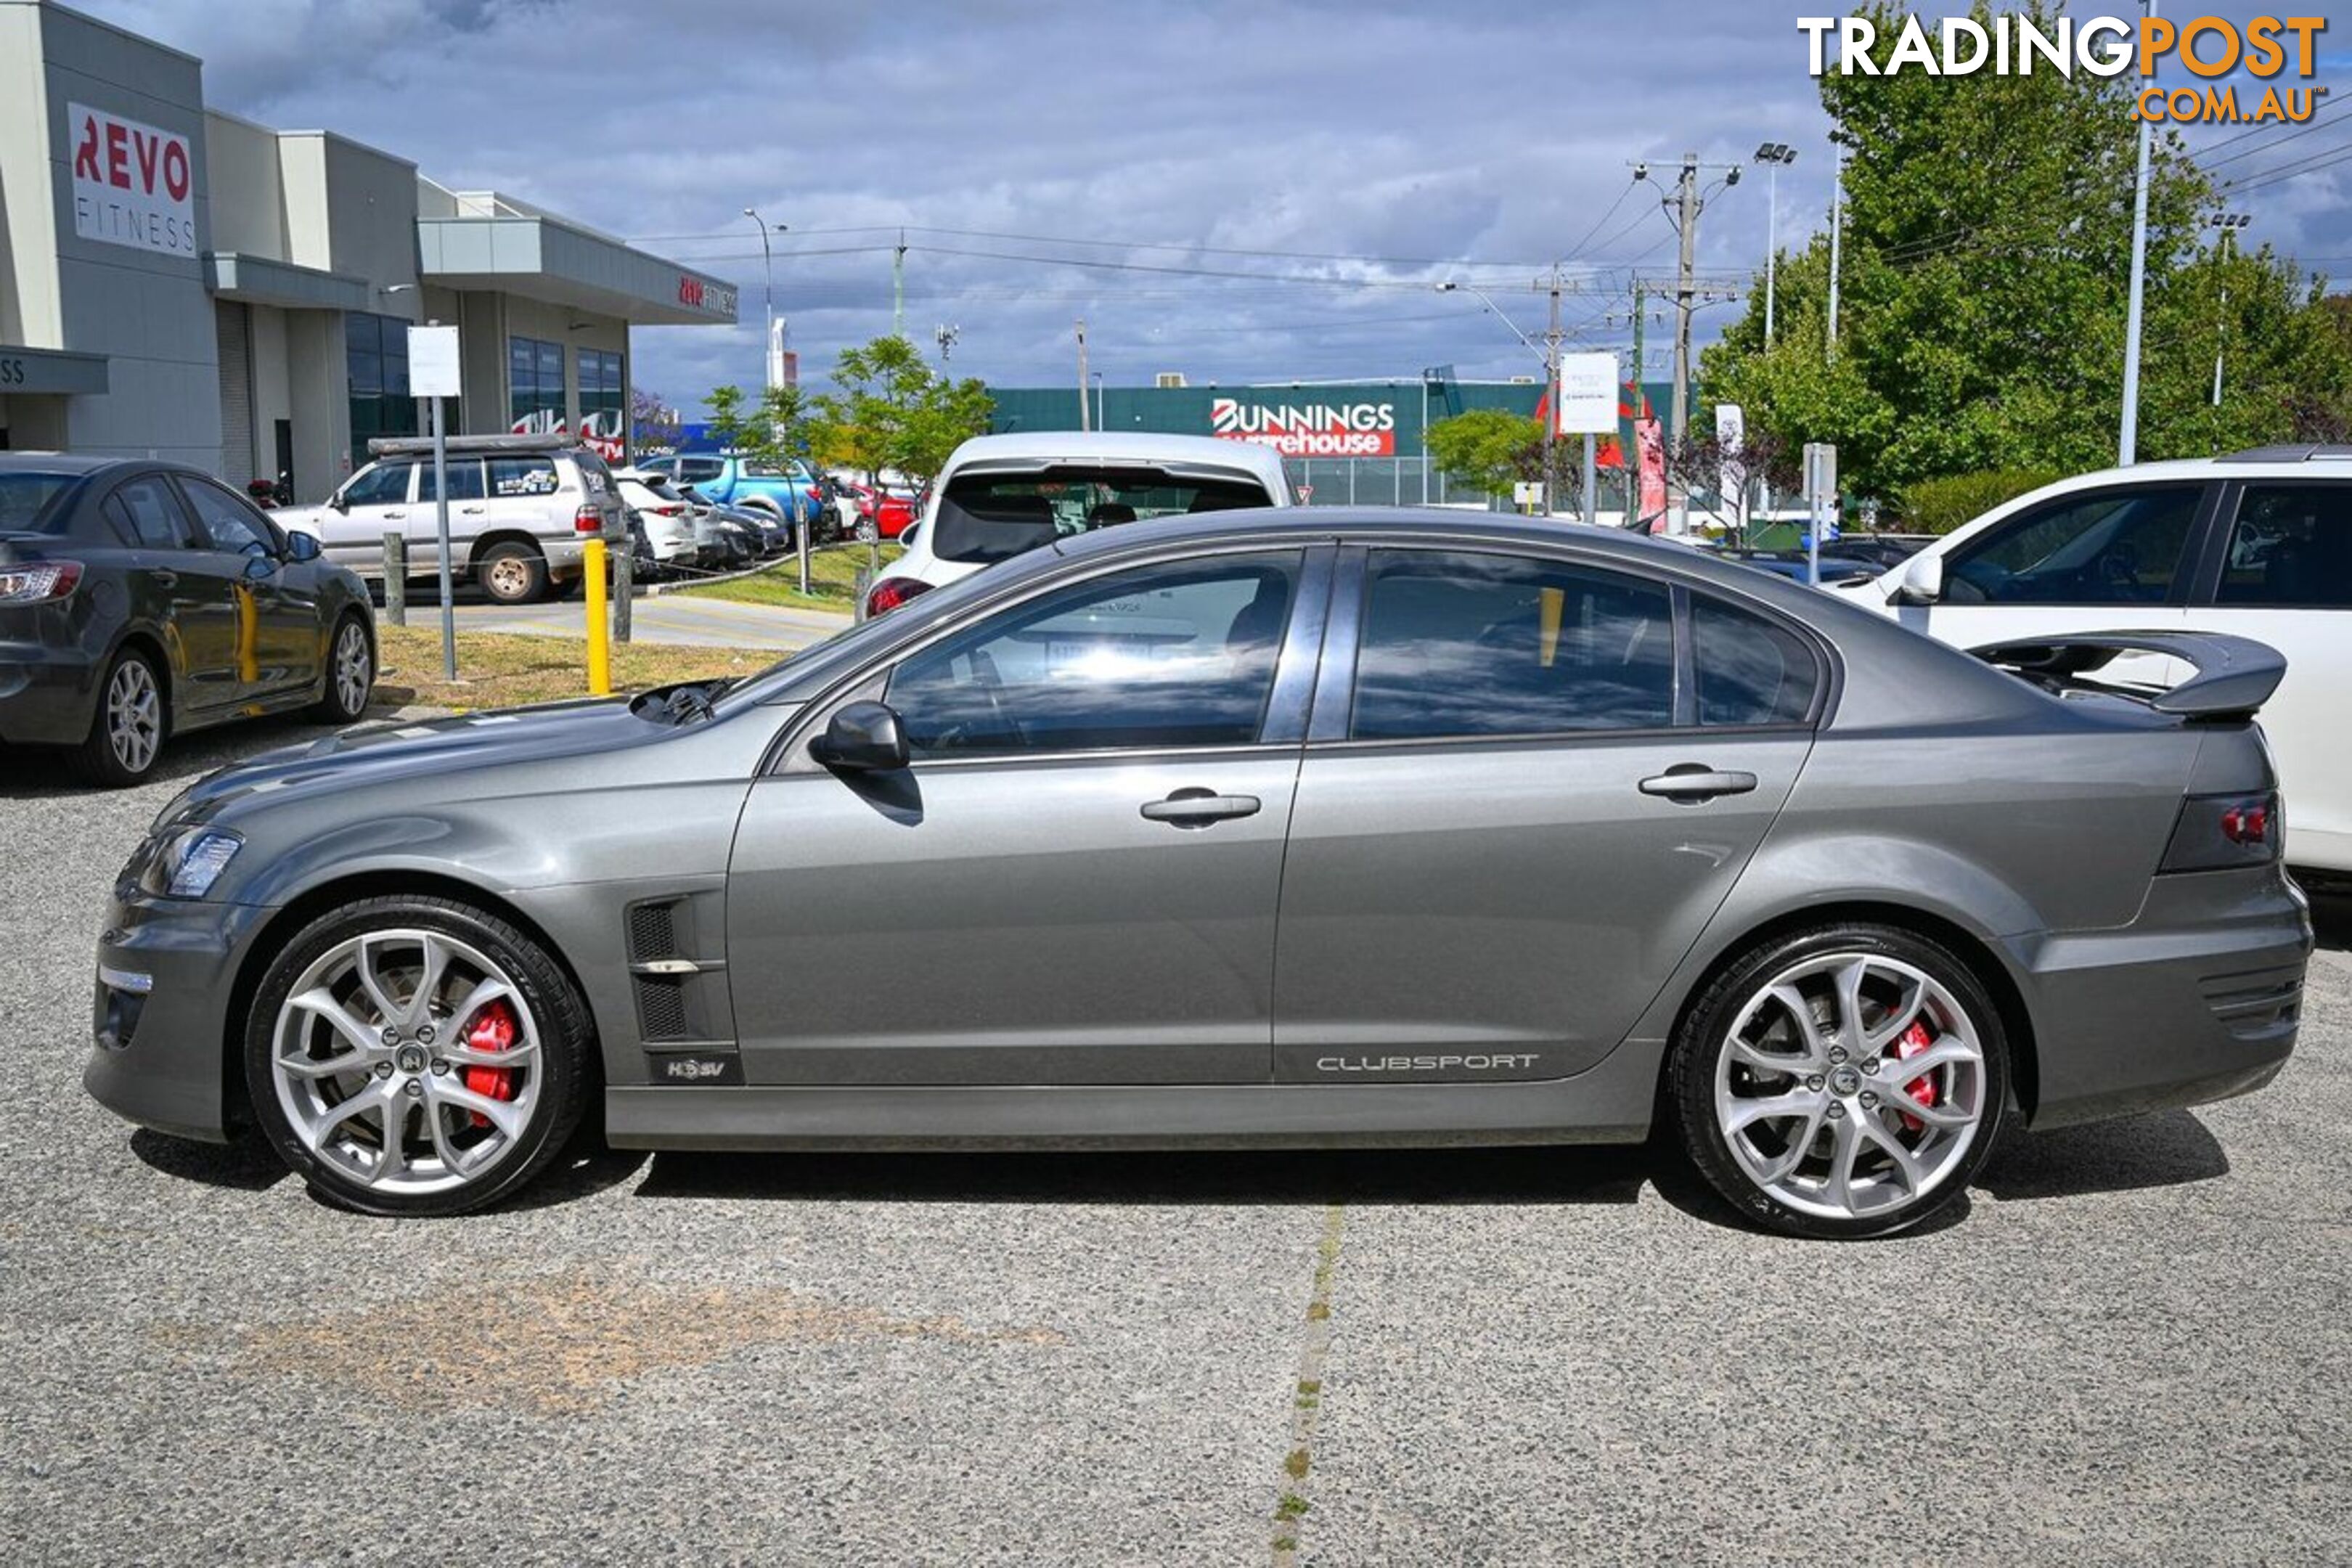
[1639,767,1758,801]
[1140,790,1262,825]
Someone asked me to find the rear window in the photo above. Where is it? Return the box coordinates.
[933,466,1274,565]
[0,472,83,534]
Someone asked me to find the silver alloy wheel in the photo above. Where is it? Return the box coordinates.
[270,928,542,1196]
[332,621,372,715]
[485,552,534,600]
[1712,952,1987,1222]
[106,658,161,774]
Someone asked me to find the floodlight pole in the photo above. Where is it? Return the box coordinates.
[2120,0,2157,465]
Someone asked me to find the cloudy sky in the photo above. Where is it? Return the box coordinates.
[84,0,2352,415]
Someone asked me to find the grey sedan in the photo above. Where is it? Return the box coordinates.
[85,510,2311,1237]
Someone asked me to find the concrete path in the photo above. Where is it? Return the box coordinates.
[427,592,852,652]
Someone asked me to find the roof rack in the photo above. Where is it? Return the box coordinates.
[2215,443,2352,463]
[365,433,584,457]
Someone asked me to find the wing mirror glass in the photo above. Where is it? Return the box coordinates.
[328,491,350,513]
[1897,552,1944,604]
[283,530,321,563]
[812,701,910,772]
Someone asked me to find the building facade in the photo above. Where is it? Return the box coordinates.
[0,0,735,501]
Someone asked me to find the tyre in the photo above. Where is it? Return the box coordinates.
[242,895,593,1216]
[475,541,550,605]
[309,613,374,724]
[70,645,166,787]
[1668,923,2009,1239]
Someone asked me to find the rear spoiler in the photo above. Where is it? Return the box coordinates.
[1970,631,2286,720]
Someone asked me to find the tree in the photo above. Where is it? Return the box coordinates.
[703,381,814,474]
[809,335,995,489]
[630,387,680,454]
[1424,408,1543,502]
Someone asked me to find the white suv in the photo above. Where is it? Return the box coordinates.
[1834,444,2352,874]
[279,436,625,605]
[864,433,1293,618]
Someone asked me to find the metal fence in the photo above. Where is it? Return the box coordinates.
[1286,457,1494,508]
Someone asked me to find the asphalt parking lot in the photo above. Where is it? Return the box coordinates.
[4,720,2348,1566]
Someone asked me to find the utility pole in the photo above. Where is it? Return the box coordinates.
[1631,153,1740,452]
[1628,282,1647,528]
[1543,266,1564,514]
[892,229,907,340]
[1827,144,1844,361]
[1075,319,1090,431]
[2120,0,2158,465]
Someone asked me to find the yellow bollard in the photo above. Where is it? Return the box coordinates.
[583,536,611,695]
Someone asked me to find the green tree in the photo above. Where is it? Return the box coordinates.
[810,335,994,489]
[703,381,814,473]
[1425,408,1543,502]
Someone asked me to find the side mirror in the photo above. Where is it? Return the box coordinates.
[283,530,322,563]
[1896,552,1944,604]
[812,700,910,772]
[328,492,350,513]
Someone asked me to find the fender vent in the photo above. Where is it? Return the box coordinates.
[627,901,679,962]
[634,975,689,1041]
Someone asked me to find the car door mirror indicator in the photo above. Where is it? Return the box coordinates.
[813,701,911,772]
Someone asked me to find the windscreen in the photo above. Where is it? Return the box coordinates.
[932,465,1273,565]
[0,473,83,534]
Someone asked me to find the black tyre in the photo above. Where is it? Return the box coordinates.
[1668,923,2009,1240]
[308,613,374,724]
[242,894,594,1217]
[475,541,550,605]
[70,645,167,787]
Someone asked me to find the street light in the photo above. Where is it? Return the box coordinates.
[1438,279,1557,513]
[742,208,787,388]
[1753,143,1798,346]
[2210,211,2253,408]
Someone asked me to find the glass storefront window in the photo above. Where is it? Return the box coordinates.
[346,313,419,469]
[509,335,567,438]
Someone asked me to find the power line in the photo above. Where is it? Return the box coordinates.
[2228,139,2352,195]
[2202,100,2352,170]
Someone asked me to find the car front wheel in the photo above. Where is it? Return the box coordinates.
[1670,924,2009,1239]
[243,896,592,1216]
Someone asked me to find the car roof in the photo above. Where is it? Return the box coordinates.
[942,430,1289,485]
[0,453,149,477]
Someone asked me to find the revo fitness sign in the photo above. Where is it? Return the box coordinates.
[1209,397,1397,457]
[68,102,196,258]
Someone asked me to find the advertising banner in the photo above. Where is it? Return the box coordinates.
[68,102,197,257]
[1210,396,1396,457]
[1636,415,1667,534]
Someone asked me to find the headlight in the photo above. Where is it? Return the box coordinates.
[139,828,243,899]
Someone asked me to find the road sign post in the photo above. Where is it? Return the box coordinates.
[408,324,463,682]
[1556,352,1619,525]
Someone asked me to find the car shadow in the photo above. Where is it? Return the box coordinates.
[1974,1108,2229,1201]
[2305,887,2351,954]
[0,715,346,801]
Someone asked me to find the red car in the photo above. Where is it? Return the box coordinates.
[841,481,920,539]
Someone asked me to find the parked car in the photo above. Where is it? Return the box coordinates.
[1719,549,1882,587]
[275,436,624,606]
[692,494,793,558]
[612,469,698,575]
[838,481,921,540]
[865,431,1293,618]
[1832,444,2352,875]
[86,508,2307,1236]
[640,453,825,534]
[0,455,375,785]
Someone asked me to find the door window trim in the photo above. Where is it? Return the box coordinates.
[171,473,288,556]
[2186,476,2352,608]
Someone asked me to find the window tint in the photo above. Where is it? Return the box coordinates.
[2216,483,2352,608]
[1945,485,2200,605]
[486,457,562,498]
[886,553,1299,756]
[1350,551,1674,739]
[179,478,280,554]
[676,457,726,483]
[341,462,412,507]
[0,473,81,534]
[105,478,190,550]
[933,467,1275,565]
[418,460,487,502]
[1692,597,1818,726]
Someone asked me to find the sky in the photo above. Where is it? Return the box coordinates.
[81,0,2352,415]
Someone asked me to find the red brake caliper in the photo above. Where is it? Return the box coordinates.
[460,998,520,1128]
[1892,1020,1938,1133]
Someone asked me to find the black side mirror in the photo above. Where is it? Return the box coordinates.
[329,493,350,513]
[812,701,910,772]
[284,530,322,563]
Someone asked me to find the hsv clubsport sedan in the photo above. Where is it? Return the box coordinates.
[86,510,2311,1237]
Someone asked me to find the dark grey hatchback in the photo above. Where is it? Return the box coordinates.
[0,455,376,784]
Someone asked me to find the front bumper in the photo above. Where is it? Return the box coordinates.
[2012,867,2314,1130]
[83,889,274,1144]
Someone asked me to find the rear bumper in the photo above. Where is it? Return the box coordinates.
[83,890,271,1144]
[2011,867,2313,1130]
[0,650,101,745]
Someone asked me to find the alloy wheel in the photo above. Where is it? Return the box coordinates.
[269,928,543,1197]
[333,621,372,715]
[106,659,161,774]
[1712,952,1988,1222]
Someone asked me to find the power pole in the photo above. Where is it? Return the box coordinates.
[892,229,907,340]
[1543,266,1564,514]
[1075,319,1090,431]
[1671,155,1700,450]
[1628,282,1646,528]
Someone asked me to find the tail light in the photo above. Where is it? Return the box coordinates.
[574,504,605,534]
[865,576,932,618]
[653,505,684,517]
[0,560,82,605]
[2160,790,2281,873]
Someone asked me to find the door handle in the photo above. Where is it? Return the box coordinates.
[1140,790,1262,825]
[1638,767,1758,801]
[383,511,407,520]
[152,569,178,589]
[460,506,486,515]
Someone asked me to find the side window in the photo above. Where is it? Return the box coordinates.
[1944,485,2201,606]
[886,553,1299,756]
[486,457,561,498]
[1350,550,1674,740]
[1692,597,1819,726]
[2215,483,2352,608]
[418,460,487,502]
[178,477,282,554]
[341,462,412,507]
[104,478,191,550]
[678,457,726,485]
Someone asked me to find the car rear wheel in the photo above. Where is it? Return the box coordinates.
[70,647,166,787]
[475,542,550,605]
[309,614,373,724]
[243,896,592,1216]
[1670,924,2009,1239]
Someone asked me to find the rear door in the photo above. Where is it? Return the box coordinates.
[101,474,244,717]
[2184,478,2352,869]
[1271,545,1820,1085]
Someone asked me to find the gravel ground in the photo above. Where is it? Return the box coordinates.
[3,722,2348,1566]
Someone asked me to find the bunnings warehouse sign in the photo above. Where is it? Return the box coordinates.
[1210,397,1396,457]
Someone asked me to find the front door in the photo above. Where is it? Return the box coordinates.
[174,475,319,702]
[726,548,1325,1085]
[317,459,415,576]
[1273,547,1819,1085]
